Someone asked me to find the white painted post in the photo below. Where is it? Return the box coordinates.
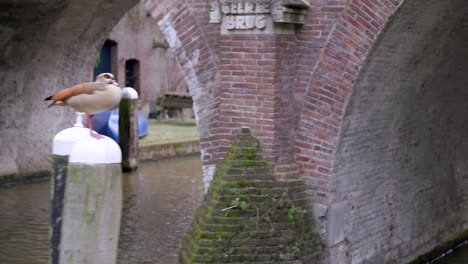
[119,87,139,172]
[51,112,123,264]
[50,112,90,264]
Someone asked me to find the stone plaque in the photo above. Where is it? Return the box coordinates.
[210,0,310,35]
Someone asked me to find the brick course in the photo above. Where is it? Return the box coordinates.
[2,0,466,262]
[147,1,466,262]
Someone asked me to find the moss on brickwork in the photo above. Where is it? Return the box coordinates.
[178,128,324,263]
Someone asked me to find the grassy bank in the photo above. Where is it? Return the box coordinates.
[139,118,199,146]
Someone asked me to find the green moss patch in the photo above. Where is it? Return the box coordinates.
[178,128,324,263]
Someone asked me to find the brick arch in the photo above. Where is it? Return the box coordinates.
[0,0,219,179]
[330,0,468,263]
[296,0,403,203]
[145,0,221,188]
[0,0,139,177]
[297,0,468,262]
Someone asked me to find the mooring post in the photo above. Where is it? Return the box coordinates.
[119,87,139,172]
[50,112,89,264]
[57,133,123,264]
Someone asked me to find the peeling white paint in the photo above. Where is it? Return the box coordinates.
[202,164,216,193]
[189,49,200,68]
[158,12,182,50]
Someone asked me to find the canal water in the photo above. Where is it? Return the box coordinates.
[0,155,204,264]
[0,155,466,263]
[432,243,468,264]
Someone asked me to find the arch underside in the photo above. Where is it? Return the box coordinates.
[0,0,139,176]
[0,0,467,262]
[330,0,468,262]
[0,0,218,180]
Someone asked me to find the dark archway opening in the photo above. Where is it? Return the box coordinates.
[125,59,140,93]
[94,39,118,79]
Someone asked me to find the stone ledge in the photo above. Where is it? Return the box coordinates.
[0,139,201,185]
[0,170,50,187]
[138,139,200,161]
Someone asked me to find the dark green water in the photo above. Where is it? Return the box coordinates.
[0,155,466,263]
[432,243,468,264]
[0,155,204,264]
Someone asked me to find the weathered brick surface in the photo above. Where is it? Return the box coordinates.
[296,0,403,203]
[328,0,468,262]
[146,0,222,188]
[178,128,323,263]
[2,0,468,263]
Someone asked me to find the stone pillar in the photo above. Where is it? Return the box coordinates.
[58,135,122,264]
[210,0,310,178]
[119,87,139,172]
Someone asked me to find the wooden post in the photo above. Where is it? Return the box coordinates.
[59,136,122,264]
[50,112,89,264]
[119,87,139,172]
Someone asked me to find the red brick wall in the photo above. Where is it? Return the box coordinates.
[218,34,281,163]
[296,0,402,203]
[4,0,465,262]
[149,0,404,198]
[143,0,468,262]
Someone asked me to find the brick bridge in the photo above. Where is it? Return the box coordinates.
[1,0,467,263]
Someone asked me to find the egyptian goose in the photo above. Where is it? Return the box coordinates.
[45,73,122,139]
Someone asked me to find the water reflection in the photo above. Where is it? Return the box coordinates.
[118,156,204,264]
[0,155,203,264]
[0,182,49,264]
[0,155,466,263]
[435,244,468,264]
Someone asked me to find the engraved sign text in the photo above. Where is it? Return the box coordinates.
[221,2,270,31]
